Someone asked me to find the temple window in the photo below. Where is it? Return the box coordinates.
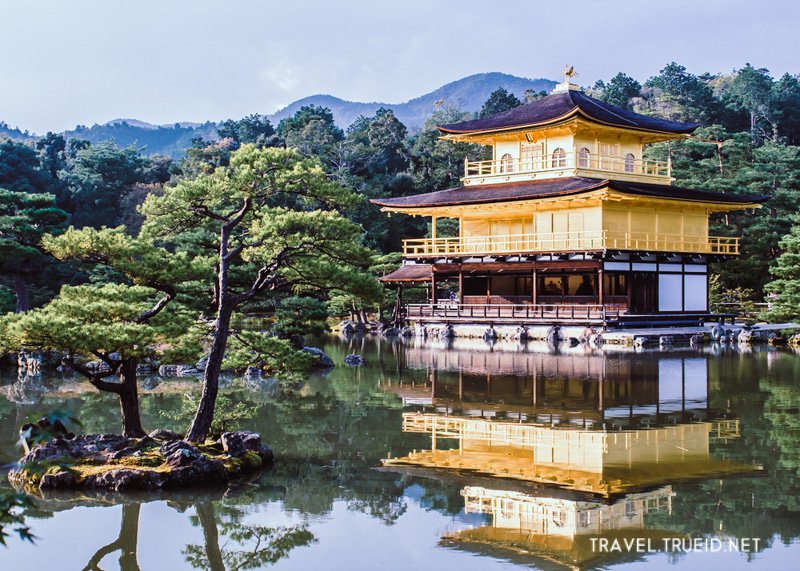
[578,147,590,167]
[599,143,619,169]
[500,153,514,173]
[521,142,542,169]
[625,153,635,172]
[552,147,566,168]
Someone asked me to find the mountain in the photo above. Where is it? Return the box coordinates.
[61,120,221,157]
[0,121,34,142]
[268,73,557,130]
[1,73,557,156]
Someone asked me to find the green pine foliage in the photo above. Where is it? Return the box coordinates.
[762,218,800,322]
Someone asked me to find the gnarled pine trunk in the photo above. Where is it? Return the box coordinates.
[14,272,30,314]
[119,358,146,438]
[185,218,237,443]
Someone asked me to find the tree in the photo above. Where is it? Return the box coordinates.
[140,145,381,442]
[0,226,206,437]
[0,188,69,312]
[63,141,151,229]
[217,113,278,149]
[479,87,522,118]
[640,62,720,124]
[0,139,59,196]
[771,73,800,145]
[593,73,641,109]
[279,105,344,170]
[728,64,775,143]
[762,216,800,322]
[409,101,483,189]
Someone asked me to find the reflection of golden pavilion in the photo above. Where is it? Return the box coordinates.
[382,340,732,430]
[383,413,752,496]
[462,485,673,537]
[446,486,686,567]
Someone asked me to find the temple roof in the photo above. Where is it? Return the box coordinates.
[437,90,700,136]
[378,264,432,282]
[371,177,770,209]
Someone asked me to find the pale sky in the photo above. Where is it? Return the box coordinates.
[2,0,798,134]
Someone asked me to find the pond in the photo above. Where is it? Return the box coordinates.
[1,334,800,570]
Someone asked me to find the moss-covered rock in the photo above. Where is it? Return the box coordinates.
[9,431,273,494]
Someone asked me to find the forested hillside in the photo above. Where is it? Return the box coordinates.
[0,73,554,157]
[1,62,799,320]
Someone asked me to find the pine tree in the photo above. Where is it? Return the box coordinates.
[0,227,206,437]
[140,145,381,442]
[0,188,69,312]
[763,217,800,322]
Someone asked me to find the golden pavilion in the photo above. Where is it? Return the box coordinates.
[373,71,767,327]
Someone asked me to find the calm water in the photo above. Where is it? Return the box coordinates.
[1,335,800,570]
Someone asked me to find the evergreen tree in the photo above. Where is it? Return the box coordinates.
[0,226,207,436]
[479,87,522,117]
[728,64,775,143]
[217,113,278,149]
[762,216,800,322]
[593,72,641,109]
[140,145,381,442]
[0,188,69,312]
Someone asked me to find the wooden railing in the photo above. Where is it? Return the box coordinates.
[403,231,739,257]
[465,151,670,180]
[406,303,618,322]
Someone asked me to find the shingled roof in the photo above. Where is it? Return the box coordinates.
[371,177,769,209]
[437,90,700,135]
[378,264,433,282]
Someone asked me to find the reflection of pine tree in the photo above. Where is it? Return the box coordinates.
[83,504,141,571]
[184,501,315,571]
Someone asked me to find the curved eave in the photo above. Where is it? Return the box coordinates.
[371,183,769,216]
[437,109,699,140]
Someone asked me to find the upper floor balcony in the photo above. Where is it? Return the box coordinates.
[463,151,671,186]
[402,230,739,258]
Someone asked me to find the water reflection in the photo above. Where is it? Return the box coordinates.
[23,491,315,571]
[382,337,727,430]
[1,335,800,570]
[381,337,769,566]
[444,486,685,567]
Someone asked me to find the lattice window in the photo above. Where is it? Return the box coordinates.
[521,142,543,170]
[599,143,619,169]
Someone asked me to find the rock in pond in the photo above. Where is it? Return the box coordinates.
[302,347,335,368]
[158,364,201,377]
[344,354,366,366]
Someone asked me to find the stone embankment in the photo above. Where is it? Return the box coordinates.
[9,429,273,495]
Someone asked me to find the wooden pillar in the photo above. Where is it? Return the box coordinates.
[486,273,491,304]
[532,267,537,305]
[598,268,604,307]
[627,271,634,313]
[458,269,464,303]
[397,284,404,326]
[431,216,437,241]
[431,273,437,304]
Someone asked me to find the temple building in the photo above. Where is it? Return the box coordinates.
[373,70,768,327]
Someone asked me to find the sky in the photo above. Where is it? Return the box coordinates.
[2,0,799,134]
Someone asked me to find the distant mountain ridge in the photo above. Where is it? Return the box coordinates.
[1,73,557,156]
[268,73,557,130]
